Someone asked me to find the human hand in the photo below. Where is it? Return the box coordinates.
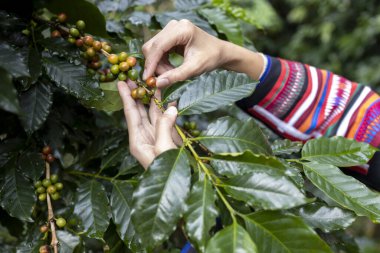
[117,80,181,169]
[142,19,264,88]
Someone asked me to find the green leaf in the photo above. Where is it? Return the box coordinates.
[198,8,243,45]
[46,0,108,37]
[18,152,45,182]
[110,181,135,243]
[243,211,333,253]
[43,55,103,100]
[223,170,308,210]
[27,48,42,85]
[184,178,218,251]
[83,81,123,112]
[0,68,21,114]
[101,142,129,171]
[302,137,377,166]
[210,150,284,177]
[175,0,208,10]
[294,203,356,232]
[132,148,191,248]
[0,158,35,222]
[205,222,257,253]
[0,42,29,78]
[73,180,111,238]
[155,11,217,37]
[56,230,80,253]
[178,70,258,115]
[38,38,81,62]
[197,116,272,155]
[302,162,380,223]
[271,139,303,155]
[162,81,189,103]
[103,222,134,253]
[19,81,52,134]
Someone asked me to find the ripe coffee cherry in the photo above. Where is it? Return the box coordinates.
[93,41,102,51]
[118,72,127,81]
[34,180,42,188]
[108,54,119,64]
[90,61,102,70]
[56,218,67,228]
[100,74,106,82]
[119,62,129,72]
[50,30,61,38]
[136,87,146,99]
[42,179,52,187]
[76,20,86,30]
[103,44,112,53]
[40,224,49,233]
[146,77,156,88]
[118,52,128,62]
[39,193,47,202]
[55,182,63,191]
[75,39,84,47]
[83,35,94,46]
[131,88,138,99]
[69,28,80,38]
[86,47,96,57]
[46,154,55,163]
[42,146,52,155]
[47,185,57,194]
[51,174,58,183]
[67,37,76,44]
[51,192,60,200]
[36,186,46,194]
[110,65,119,75]
[57,13,67,23]
[39,245,50,253]
[128,69,138,81]
[126,56,137,67]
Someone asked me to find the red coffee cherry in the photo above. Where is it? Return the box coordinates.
[146,77,156,88]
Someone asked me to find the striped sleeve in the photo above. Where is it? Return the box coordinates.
[236,55,380,190]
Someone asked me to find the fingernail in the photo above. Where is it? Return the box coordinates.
[142,69,148,80]
[157,78,169,87]
[165,106,177,115]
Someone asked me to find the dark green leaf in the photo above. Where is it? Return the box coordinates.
[302,137,377,166]
[46,0,108,37]
[271,139,303,155]
[198,8,243,45]
[178,70,258,115]
[118,155,139,176]
[38,38,81,63]
[73,180,111,238]
[175,0,208,10]
[0,43,29,78]
[18,152,45,182]
[302,162,380,223]
[128,11,152,26]
[101,142,129,171]
[205,222,257,253]
[19,81,52,134]
[294,203,356,232]
[57,230,80,253]
[0,158,35,222]
[184,178,218,251]
[110,181,135,243]
[83,81,123,112]
[155,11,217,36]
[103,222,134,253]
[243,211,333,253]
[132,148,191,248]
[210,150,284,176]
[197,116,272,155]
[223,170,308,210]
[0,68,20,114]
[27,48,42,85]
[162,81,189,103]
[43,55,103,100]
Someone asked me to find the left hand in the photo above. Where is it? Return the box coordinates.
[117,80,180,169]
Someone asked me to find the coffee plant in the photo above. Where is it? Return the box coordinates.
[1,0,380,252]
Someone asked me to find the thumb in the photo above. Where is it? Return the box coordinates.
[156,62,197,88]
[154,106,178,155]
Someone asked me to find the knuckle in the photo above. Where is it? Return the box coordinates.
[142,43,150,54]
[179,19,194,33]
[167,20,178,26]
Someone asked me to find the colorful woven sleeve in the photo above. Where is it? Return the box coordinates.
[236,55,380,190]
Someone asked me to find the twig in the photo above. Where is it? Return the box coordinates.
[45,162,59,253]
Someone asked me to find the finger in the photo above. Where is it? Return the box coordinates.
[117,81,141,133]
[154,106,178,155]
[156,60,198,88]
[149,89,162,127]
[155,61,174,76]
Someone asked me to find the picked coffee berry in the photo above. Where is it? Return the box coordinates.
[76,20,86,30]
[108,54,119,64]
[42,146,52,155]
[57,13,67,23]
[146,77,156,88]
[126,56,137,67]
[56,218,67,228]
[40,224,49,233]
[84,35,94,46]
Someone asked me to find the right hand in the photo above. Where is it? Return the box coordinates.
[142,19,229,88]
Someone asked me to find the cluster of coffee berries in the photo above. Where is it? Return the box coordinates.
[183,121,200,137]
[97,52,139,82]
[34,174,63,201]
[41,145,55,163]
